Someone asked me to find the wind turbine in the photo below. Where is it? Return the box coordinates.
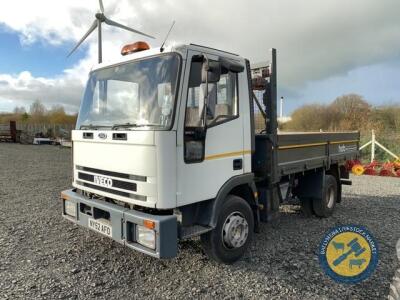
[68,0,155,63]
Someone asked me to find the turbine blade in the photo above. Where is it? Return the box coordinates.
[99,0,104,13]
[104,17,155,39]
[67,20,98,57]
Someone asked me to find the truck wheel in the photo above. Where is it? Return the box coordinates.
[313,174,337,218]
[201,195,254,264]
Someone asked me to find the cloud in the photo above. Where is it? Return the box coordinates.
[0,71,83,112]
[0,0,399,112]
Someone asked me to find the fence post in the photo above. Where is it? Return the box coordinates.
[371,130,375,162]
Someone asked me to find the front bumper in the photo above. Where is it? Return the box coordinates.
[61,189,177,258]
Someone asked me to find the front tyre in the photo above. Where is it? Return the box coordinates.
[201,195,254,264]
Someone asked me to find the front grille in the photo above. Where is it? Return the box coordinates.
[78,181,130,197]
[78,172,137,191]
[75,166,147,202]
[76,165,147,182]
[76,180,146,202]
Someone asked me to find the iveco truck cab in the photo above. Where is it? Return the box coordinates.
[61,42,359,263]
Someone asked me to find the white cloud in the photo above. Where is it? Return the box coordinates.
[0,70,83,112]
[0,0,399,112]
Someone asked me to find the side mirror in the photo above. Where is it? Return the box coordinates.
[201,60,221,83]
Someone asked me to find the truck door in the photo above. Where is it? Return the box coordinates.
[176,50,246,207]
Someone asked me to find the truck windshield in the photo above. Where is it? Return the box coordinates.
[76,53,180,130]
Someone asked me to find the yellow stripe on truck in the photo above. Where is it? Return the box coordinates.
[205,150,252,160]
[278,142,327,150]
[278,139,359,150]
[330,140,359,144]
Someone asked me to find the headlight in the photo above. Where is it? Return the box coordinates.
[64,200,77,218]
[136,225,156,249]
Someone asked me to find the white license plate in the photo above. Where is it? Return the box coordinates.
[88,218,112,237]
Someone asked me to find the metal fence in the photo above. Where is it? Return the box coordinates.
[359,130,400,162]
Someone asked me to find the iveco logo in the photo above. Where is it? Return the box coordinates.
[94,175,113,188]
[98,132,107,139]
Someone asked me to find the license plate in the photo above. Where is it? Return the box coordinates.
[88,218,112,237]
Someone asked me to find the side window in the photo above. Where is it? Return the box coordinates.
[208,72,238,126]
[185,61,239,128]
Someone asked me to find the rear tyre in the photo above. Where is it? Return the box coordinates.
[201,195,254,264]
[313,174,337,218]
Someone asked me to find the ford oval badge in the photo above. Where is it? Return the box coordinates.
[98,132,107,139]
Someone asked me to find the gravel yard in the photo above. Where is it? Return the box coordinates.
[1,144,399,299]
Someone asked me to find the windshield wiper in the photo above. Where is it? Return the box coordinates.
[112,123,162,130]
[112,123,135,130]
[133,123,162,127]
[80,124,112,130]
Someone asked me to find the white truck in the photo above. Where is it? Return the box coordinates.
[61,42,359,263]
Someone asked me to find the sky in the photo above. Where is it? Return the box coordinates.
[0,0,399,115]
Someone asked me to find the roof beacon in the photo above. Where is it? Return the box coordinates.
[121,41,150,56]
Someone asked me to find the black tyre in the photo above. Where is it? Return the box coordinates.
[201,195,254,264]
[313,174,337,218]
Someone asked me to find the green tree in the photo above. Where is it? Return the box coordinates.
[22,112,29,121]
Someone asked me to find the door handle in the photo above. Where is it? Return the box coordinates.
[233,159,243,170]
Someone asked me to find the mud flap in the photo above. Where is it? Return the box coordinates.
[258,186,280,223]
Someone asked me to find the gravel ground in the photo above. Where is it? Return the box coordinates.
[1,143,400,299]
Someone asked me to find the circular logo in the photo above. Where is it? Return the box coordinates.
[98,132,107,139]
[319,225,378,284]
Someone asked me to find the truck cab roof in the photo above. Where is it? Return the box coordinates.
[91,43,245,72]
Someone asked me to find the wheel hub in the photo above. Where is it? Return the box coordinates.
[222,212,249,249]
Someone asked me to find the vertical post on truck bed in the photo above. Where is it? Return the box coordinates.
[265,49,278,184]
[264,48,278,183]
[263,49,280,221]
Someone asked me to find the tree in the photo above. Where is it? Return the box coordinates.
[329,94,371,130]
[48,105,68,124]
[29,100,46,117]
[13,106,26,114]
[29,100,47,123]
[21,112,29,121]
[49,105,65,115]
[284,104,331,131]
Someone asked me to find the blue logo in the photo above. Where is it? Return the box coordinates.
[318,225,378,284]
